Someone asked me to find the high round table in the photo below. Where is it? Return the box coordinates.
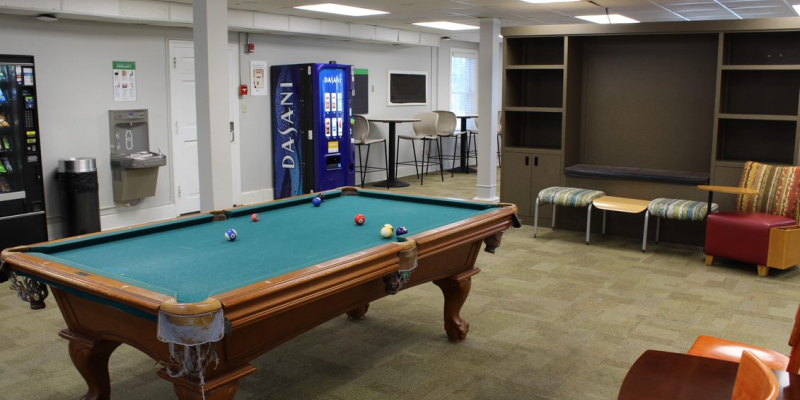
[364,117,420,188]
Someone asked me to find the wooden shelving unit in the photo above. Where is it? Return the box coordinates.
[501,36,574,220]
[501,18,800,234]
[712,31,800,187]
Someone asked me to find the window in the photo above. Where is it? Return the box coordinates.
[450,49,478,129]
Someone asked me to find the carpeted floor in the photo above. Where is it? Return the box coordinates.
[2,169,800,399]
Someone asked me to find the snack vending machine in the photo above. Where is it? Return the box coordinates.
[0,55,47,251]
[271,63,355,199]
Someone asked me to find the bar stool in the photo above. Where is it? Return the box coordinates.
[352,115,389,188]
[396,112,443,185]
[433,110,464,177]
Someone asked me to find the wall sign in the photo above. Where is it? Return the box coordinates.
[112,61,136,102]
[250,60,267,96]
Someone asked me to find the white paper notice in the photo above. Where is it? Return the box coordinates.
[112,61,136,102]
[250,60,267,96]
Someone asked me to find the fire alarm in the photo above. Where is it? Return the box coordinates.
[239,84,248,95]
[246,43,255,53]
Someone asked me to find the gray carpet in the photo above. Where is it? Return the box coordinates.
[2,169,799,399]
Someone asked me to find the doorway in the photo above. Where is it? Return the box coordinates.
[168,40,242,215]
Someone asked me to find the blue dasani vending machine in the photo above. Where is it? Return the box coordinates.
[271,63,355,199]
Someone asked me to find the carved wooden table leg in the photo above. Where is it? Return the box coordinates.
[346,303,370,320]
[158,364,256,400]
[433,268,481,343]
[59,330,122,400]
[483,231,504,254]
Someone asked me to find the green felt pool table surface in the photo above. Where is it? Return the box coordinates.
[28,191,497,303]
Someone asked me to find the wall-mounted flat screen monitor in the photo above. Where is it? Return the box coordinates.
[388,70,428,106]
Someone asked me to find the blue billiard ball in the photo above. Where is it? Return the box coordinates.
[396,226,408,236]
[225,229,238,241]
[312,197,322,207]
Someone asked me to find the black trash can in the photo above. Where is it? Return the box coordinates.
[57,157,101,237]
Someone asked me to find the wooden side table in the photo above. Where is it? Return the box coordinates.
[592,196,652,252]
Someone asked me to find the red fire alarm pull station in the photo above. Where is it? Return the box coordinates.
[246,43,255,53]
[240,84,248,95]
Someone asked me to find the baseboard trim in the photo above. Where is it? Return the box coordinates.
[241,188,275,205]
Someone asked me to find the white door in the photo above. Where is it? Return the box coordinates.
[168,40,241,215]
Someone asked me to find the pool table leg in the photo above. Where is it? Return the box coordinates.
[160,364,256,400]
[434,268,480,343]
[59,330,121,400]
[346,303,370,320]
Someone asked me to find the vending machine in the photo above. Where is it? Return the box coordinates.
[0,55,47,251]
[271,63,355,199]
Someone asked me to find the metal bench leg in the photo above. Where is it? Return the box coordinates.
[655,217,661,243]
[642,210,650,253]
[534,196,541,238]
[551,204,557,230]
[602,210,607,236]
[586,203,593,245]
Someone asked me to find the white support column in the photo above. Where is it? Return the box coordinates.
[193,0,232,212]
[475,18,500,202]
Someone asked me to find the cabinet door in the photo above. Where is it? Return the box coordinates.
[530,153,562,226]
[501,152,532,216]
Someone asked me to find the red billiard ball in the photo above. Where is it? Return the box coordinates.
[355,214,366,225]
[251,213,260,222]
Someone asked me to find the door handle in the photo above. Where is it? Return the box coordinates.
[534,156,539,167]
[230,121,235,143]
[525,156,529,166]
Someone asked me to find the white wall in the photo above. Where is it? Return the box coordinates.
[0,15,197,237]
[237,34,440,191]
[0,14,452,238]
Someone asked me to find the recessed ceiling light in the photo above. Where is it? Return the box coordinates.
[576,14,639,24]
[794,5,800,15]
[294,3,388,17]
[35,14,58,22]
[413,21,479,31]
[521,0,580,3]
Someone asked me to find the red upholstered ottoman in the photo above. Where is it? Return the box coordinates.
[705,212,797,275]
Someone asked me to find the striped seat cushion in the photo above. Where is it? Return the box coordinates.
[538,187,605,208]
[648,198,719,221]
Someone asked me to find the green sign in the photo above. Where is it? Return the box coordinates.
[113,61,136,70]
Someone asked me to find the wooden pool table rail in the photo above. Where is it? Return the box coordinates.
[0,188,519,400]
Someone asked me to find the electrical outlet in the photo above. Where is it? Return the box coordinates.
[241,103,248,113]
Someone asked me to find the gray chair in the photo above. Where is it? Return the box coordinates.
[433,110,464,177]
[352,115,388,188]
[397,112,443,185]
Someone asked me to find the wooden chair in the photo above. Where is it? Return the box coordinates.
[688,303,800,374]
[731,350,779,400]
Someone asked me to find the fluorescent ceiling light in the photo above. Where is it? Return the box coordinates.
[794,5,800,15]
[576,14,639,24]
[521,0,580,3]
[413,21,479,31]
[294,3,388,17]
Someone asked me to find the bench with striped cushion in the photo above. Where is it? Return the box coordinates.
[648,198,719,222]
[535,186,605,243]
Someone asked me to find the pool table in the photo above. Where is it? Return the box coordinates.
[1,187,518,400]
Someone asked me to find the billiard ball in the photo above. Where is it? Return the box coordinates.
[312,197,322,207]
[355,214,366,225]
[383,223,393,231]
[396,226,408,237]
[316,193,325,202]
[251,213,260,222]
[225,229,238,241]
[380,226,393,238]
